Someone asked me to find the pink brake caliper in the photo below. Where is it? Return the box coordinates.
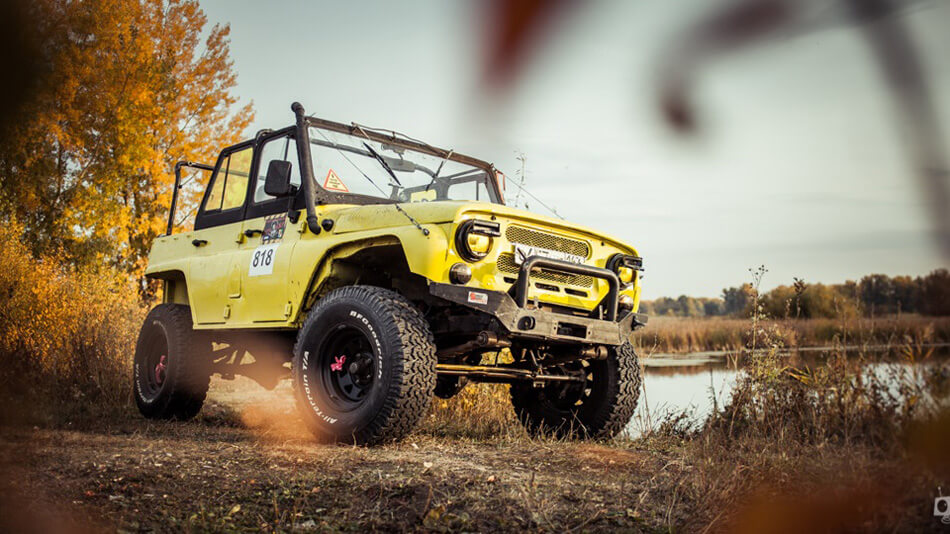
[155,355,167,384]
[330,355,346,372]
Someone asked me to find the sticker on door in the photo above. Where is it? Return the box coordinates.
[248,243,279,277]
[261,215,286,244]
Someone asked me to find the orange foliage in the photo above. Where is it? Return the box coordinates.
[0,220,144,418]
[0,0,253,289]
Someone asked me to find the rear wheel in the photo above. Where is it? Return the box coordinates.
[510,342,641,439]
[133,304,212,420]
[292,286,436,445]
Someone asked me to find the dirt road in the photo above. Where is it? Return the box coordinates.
[0,380,688,532]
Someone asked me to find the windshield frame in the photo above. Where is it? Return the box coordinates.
[303,116,504,206]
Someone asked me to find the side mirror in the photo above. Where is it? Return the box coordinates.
[264,160,295,197]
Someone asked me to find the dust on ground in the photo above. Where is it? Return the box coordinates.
[0,377,689,532]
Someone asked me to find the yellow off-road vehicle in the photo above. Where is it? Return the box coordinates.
[134,103,646,445]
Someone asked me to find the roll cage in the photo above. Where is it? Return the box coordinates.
[167,103,504,235]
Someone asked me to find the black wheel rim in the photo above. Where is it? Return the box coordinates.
[314,325,377,411]
[141,329,169,398]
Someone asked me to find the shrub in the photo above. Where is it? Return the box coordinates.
[0,220,144,422]
[701,342,950,449]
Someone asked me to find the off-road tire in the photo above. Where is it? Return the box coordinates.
[510,342,641,439]
[292,286,436,445]
[133,304,212,420]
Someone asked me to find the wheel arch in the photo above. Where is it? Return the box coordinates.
[294,234,434,324]
[147,270,191,307]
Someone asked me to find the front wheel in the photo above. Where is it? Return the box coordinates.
[133,304,212,420]
[292,286,436,445]
[510,342,641,439]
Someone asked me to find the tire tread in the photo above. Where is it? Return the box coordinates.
[511,342,641,439]
[134,303,211,420]
[292,286,436,445]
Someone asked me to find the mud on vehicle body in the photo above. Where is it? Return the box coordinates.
[134,102,647,445]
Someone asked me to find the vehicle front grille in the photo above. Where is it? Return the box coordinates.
[497,253,594,288]
[497,224,594,289]
[505,226,590,258]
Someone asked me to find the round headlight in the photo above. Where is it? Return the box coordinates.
[466,233,491,255]
[607,253,639,285]
[617,266,634,284]
[455,220,496,262]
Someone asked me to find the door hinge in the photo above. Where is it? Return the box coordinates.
[223,304,231,319]
[284,302,293,318]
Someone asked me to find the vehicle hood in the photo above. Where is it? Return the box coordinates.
[328,201,638,255]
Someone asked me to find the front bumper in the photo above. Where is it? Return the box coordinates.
[429,256,647,346]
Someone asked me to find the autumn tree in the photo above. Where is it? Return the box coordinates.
[702,299,724,316]
[0,0,252,291]
[858,274,897,316]
[646,273,943,319]
[891,275,921,314]
[921,269,950,316]
[722,284,753,316]
[761,285,796,318]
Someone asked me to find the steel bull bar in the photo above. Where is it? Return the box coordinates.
[429,256,646,345]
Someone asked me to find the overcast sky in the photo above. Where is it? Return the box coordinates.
[201,0,950,299]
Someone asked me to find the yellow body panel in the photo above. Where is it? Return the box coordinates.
[145,201,641,329]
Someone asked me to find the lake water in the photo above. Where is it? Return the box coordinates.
[626,345,950,437]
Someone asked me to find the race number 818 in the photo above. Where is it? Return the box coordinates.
[248,244,278,276]
[253,248,273,268]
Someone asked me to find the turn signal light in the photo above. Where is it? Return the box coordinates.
[619,294,635,311]
[449,263,473,284]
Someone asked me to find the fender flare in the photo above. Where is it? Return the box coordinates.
[293,228,448,322]
[147,270,192,308]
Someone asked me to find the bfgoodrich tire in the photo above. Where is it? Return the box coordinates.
[292,286,436,445]
[510,342,641,439]
[133,304,212,420]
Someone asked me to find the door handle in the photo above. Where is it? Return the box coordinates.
[191,239,208,247]
[243,229,262,238]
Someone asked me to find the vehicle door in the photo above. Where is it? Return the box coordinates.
[189,142,255,325]
[232,132,305,324]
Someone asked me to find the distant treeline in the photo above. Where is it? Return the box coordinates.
[640,269,950,318]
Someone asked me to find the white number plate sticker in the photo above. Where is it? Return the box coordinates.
[513,244,585,265]
[248,243,279,277]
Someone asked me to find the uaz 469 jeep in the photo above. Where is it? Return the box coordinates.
[134,102,646,445]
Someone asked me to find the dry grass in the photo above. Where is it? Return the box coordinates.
[420,383,523,441]
[635,274,950,530]
[0,221,145,424]
[638,338,950,532]
[633,314,950,353]
[1,338,947,531]
[0,419,691,532]
[0,376,691,532]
